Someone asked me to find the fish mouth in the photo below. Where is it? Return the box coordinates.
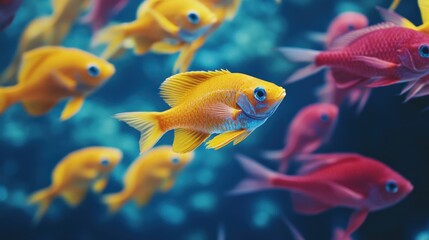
[178,24,213,43]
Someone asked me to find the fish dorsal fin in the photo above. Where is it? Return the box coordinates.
[137,0,163,17]
[296,153,362,175]
[331,22,396,49]
[160,70,230,107]
[19,47,64,83]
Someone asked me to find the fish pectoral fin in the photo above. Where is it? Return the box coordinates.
[92,178,108,193]
[151,41,184,54]
[352,56,398,69]
[338,209,369,240]
[206,129,248,150]
[291,192,332,215]
[22,100,57,116]
[152,168,171,179]
[366,77,400,88]
[61,186,87,207]
[52,70,77,92]
[210,103,242,120]
[147,8,180,36]
[233,130,253,145]
[79,169,99,180]
[60,96,85,121]
[173,129,210,153]
[159,178,175,192]
[324,181,365,204]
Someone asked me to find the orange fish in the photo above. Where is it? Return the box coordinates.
[0,46,115,120]
[93,0,217,60]
[103,146,194,213]
[116,70,286,153]
[28,147,123,222]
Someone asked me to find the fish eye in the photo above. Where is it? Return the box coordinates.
[347,24,355,31]
[171,157,180,165]
[100,158,110,166]
[187,11,200,25]
[320,113,330,122]
[419,45,429,58]
[87,64,100,77]
[385,180,399,193]
[253,87,266,102]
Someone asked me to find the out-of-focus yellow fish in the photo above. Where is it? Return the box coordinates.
[174,0,242,73]
[93,0,217,60]
[28,147,123,222]
[0,46,115,120]
[381,0,429,32]
[0,0,89,84]
[103,146,194,213]
[115,70,286,153]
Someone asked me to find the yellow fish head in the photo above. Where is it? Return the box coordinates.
[170,151,195,171]
[236,75,286,120]
[92,147,123,173]
[175,0,218,41]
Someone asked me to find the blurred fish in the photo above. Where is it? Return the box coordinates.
[174,0,242,72]
[0,47,115,120]
[0,0,22,31]
[115,70,286,153]
[81,0,129,33]
[311,12,372,111]
[280,24,429,89]
[231,154,413,240]
[28,147,123,222]
[93,0,217,60]
[0,0,88,84]
[263,103,338,172]
[103,146,194,213]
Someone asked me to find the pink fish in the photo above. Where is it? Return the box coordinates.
[312,12,372,112]
[0,0,22,31]
[81,0,128,32]
[263,103,339,172]
[231,154,413,240]
[280,24,429,89]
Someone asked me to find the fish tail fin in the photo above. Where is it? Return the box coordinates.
[28,187,56,223]
[92,24,127,59]
[278,47,323,84]
[0,86,20,114]
[115,111,165,153]
[229,154,278,195]
[334,228,352,240]
[262,149,292,172]
[103,192,128,213]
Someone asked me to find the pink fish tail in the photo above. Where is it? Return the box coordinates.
[278,47,323,84]
[229,154,278,195]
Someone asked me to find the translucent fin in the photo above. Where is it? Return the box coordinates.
[377,6,417,29]
[115,112,164,153]
[233,130,253,145]
[93,24,127,59]
[285,64,324,84]
[389,0,400,10]
[225,0,242,20]
[278,47,320,63]
[206,129,247,150]
[28,187,56,223]
[173,129,210,153]
[61,186,87,207]
[60,96,85,121]
[160,70,230,107]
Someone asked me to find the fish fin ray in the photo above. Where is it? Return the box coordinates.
[285,64,324,84]
[206,129,247,150]
[28,187,56,223]
[377,6,417,29]
[60,96,85,121]
[103,192,128,213]
[61,186,87,207]
[233,130,253,145]
[173,129,210,153]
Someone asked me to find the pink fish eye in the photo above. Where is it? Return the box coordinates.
[419,45,429,58]
[320,113,330,122]
[385,180,399,193]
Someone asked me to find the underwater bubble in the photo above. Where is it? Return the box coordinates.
[195,169,215,186]
[158,202,186,225]
[416,231,429,240]
[0,186,8,201]
[184,230,207,240]
[190,192,216,212]
[251,199,279,228]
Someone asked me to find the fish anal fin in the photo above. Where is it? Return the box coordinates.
[206,129,247,150]
[22,100,57,116]
[134,190,153,206]
[291,192,332,215]
[173,129,210,153]
[61,186,87,207]
[160,70,231,107]
[233,130,253,145]
[60,96,85,121]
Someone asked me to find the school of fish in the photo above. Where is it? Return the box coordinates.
[0,0,425,239]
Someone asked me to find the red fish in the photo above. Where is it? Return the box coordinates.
[231,154,413,240]
[263,103,338,172]
[81,0,128,32]
[0,0,22,31]
[280,24,429,89]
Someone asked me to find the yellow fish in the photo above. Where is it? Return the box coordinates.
[174,0,242,73]
[93,0,217,60]
[0,0,89,84]
[0,46,115,120]
[381,0,429,32]
[28,147,123,222]
[115,70,286,153]
[103,145,194,213]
